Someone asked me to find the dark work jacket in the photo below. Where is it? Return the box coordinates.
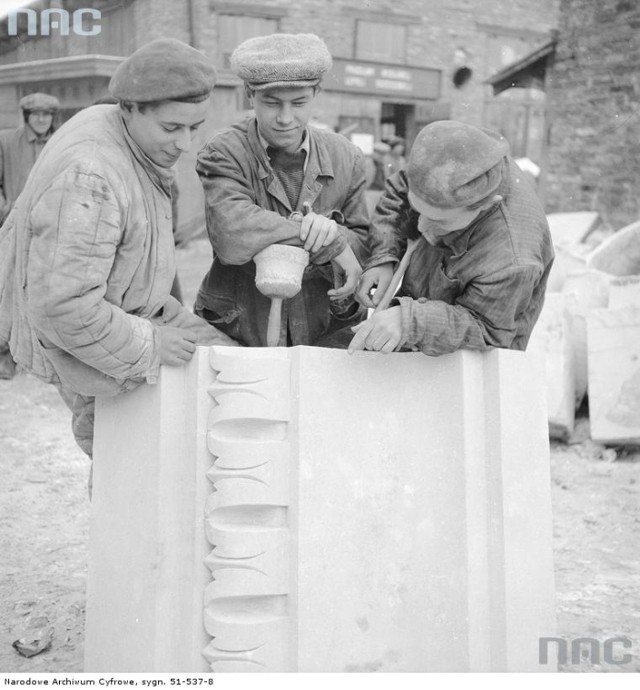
[365,160,554,354]
[194,118,370,347]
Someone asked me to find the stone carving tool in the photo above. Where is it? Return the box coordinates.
[372,238,420,313]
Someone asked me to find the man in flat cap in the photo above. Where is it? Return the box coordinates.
[350,120,554,355]
[0,38,235,463]
[194,33,370,347]
[0,92,60,379]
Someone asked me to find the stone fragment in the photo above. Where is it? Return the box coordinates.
[587,220,640,276]
[528,293,575,439]
[562,269,610,406]
[546,243,588,293]
[608,275,640,309]
[587,306,640,445]
[546,211,600,247]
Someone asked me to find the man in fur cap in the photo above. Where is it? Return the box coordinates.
[194,33,370,347]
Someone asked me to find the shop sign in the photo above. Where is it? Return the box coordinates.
[324,59,441,100]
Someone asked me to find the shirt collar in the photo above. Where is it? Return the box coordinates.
[429,205,500,254]
[118,113,174,194]
[258,126,311,171]
[25,125,51,144]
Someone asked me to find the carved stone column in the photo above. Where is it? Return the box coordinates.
[85,346,556,672]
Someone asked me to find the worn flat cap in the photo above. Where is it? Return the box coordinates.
[109,38,216,102]
[19,93,60,111]
[408,120,510,209]
[231,33,332,90]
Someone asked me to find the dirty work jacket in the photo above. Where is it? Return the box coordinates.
[0,124,52,222]
[0,104,205,396]
[195,117,370,346]
[365,160,554,354]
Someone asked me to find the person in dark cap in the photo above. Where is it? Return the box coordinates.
[194,33,370,348]
[0,92,60,224]
[0,92,60,379]
[349,119,554,355]
[0,38,236,464]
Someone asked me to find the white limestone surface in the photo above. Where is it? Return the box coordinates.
[587,219,640,277]
[562,269,610,406]
[528,293,575,439]
[87,346,556,672]
[291,347,555,672]
[546,211,600,247]
[587,306,640,444]
[608,275,640,309]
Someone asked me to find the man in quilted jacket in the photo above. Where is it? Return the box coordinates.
[0,39,235,460]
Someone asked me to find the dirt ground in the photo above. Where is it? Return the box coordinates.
[1,238,638,673]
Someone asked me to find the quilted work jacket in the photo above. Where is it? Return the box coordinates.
[365,160,554,354]
[0,105,203,396]
[194,117,370,346]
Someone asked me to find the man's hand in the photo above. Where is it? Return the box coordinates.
[197,326,240,347]
[327,245,363,300]
[299,212,339,252]
[355,263,395,309]
[157,325,197,366]
[165,309,239,347]
[348,306,403,354]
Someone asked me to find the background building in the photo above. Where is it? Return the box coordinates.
[489,0,640,230]
[544,0,640,230]
[0,0,559,236]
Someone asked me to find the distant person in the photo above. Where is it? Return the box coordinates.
[382,136,406,179]
[0,39,236,460]
[350,120,554,355]
[194,33,370,347]
[368,141,390,191]
[0,92,60,379]
[0,92,60,224]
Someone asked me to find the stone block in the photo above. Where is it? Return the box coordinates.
[528,293,576,439]
[546,211,600,246]
[562,269,610,406]
[86,346,556,672]
[587,219,640,276]
[546,243,588,293]
[587,307,640,445]
[608,275,640,309]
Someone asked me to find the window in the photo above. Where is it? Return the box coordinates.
[218,15,278,68]
[356,20,406,64]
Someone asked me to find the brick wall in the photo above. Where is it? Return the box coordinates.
[545,0,640,228]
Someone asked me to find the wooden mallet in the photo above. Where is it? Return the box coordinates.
[254,244,310,346]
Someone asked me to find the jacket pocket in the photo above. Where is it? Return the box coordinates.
[429,263,462,305]
[193,295,243,341]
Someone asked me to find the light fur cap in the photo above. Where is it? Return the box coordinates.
[19,93,60,111]
[231,33,332,90]
[407,120,510,209]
